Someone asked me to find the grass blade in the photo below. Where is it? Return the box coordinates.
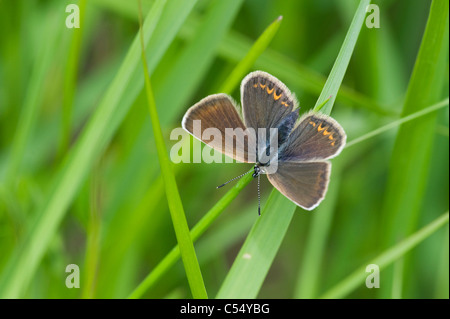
[320,212,449,299]
[128,170,253,299]
[216,191,296,298]
[4,11,61,185]
[379,0,449,298]
[345,98,449,148]
[137,0,207,299]
[219,15,283,93]
[314,0,371,114]
[294,162,343,298]
[59,0,87,157]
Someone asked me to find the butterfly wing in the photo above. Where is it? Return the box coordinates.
[266,161,331,210]
[241,71,299,132]
[279,111,346,162]
[182,93,257,163]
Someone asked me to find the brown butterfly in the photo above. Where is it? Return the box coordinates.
[182,71,346,214]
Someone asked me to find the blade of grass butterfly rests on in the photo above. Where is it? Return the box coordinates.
[128,15,284,298]
[128,170,253,298]
[294,158,343,298]
[216,190,296,298]
[216,0,371,299]
[320,212,449,299]
[314,0,371,114]
[0,0,167,298]
[379,0,448,298]
[137,0,207,299]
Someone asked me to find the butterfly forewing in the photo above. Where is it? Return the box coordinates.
[241,71,298,132]
[182,93,257,163]
[267,161,331,210]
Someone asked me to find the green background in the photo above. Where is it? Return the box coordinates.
[0,0,448,299]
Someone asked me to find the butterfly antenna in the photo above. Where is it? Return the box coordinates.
[257,173,261,216]
[216,170,252,189]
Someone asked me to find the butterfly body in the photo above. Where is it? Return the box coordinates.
[182,71,346,211]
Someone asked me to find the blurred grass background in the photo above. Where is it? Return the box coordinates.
[0,0,448,299]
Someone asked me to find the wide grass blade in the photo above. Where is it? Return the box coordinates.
[379,0,449,298]
[216,191,296,298]
[320,212,449,299]
[294,161,343,298]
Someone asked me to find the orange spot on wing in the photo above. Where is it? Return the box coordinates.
[309,121,316,127]
[273,91,282,100]
[331,141,335,146]
[317,123,326,132]
[259,83,266,89]
[281,101,289,107]
[253,84,258,88]
[323,129,331,136]
[328,134,334,140]
[266,87,274,94]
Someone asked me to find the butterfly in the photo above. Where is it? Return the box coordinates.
[182,71,346,214]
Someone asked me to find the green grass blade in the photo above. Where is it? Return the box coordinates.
[379,0,449,298]
[435,227,449,298]
[0,0,167,298]
[154,0,244,120]
[137,0,207,299]
[219,15,283,93]
[59,0,86,157]
[81,163,102,299]
[345,98,449,148]
[314,0,371,115]
[294,162,343,298]
[128,170,253,299]
[216,191,296,298]
[320,212,449,299]
[4,11,61,185]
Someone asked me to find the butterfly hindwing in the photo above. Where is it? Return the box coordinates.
[267,161,331,210]
[182,93,256,163]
